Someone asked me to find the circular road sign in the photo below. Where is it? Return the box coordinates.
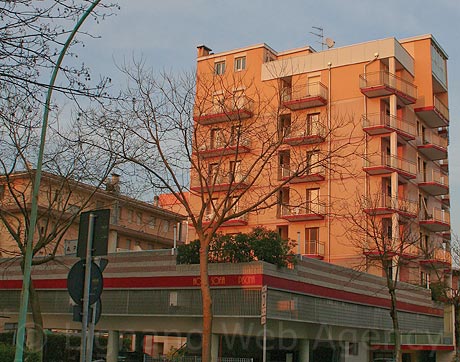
[67,260,103,305]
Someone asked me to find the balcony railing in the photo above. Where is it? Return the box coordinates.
[420,239,451,267]
[418,168,449,196]
[282,82,328,110]
[359,71,417,104]
[194,96,254,124]
[284,121,326,145]
[415,95,449,128]
[304,240,325,259]
[417,129,448,161]
[419,208,450,232]
[362,112,416,141]
[363,193,418,218]
[196,138,251,158]
[363,154,417,180]
[279,165,325,183]
[190,172,249,192]
[280,201,326,221]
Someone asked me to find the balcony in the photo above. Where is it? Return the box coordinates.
[282,82,328,110]
[359,71,417,105]
[363,154,416,181]
[417,169,449,196]
[419,208,450,232]
[194,96,254,125]
[279,165,325,183]
[203,212,249,227]
[284,121,326,146]
[190,173,249,193]
[415,95,449,128]
[438,159,448,172]
[362,112,415,141]
[280,201,326,221]
[196,138,251,159]
[303,240,325,260]
[363,194,418,218]
[419,241,451,268]
[417,129,448,161]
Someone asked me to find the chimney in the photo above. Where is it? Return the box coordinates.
[106,173,120,194]
[153,195,160,207]
[197,44,212,58]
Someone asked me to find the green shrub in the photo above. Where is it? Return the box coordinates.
[177,227,296,267]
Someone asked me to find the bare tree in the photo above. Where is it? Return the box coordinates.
[0,0,117,104]
[345,193,421,362]
[81,61,363,361]
[0,87,122,356]
[422,233,458,361]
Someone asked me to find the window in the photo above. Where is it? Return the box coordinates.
[234,56,246,71]
[163,220,170,233]
[305,227,319,254]
[148,216,156,228]
[212,93,224,113]
[136,212,142,225]
[209,163,219,183]
[278,114,291,138]
[214,61,225,75]
[307,113,320,135]
[127,209,134,223]
[230,125,242,146]
[306,151,320,174]
[230,160,242,182]
[306,188,320,213]
[211,128,224,149]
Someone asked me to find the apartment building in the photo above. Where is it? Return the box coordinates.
[191,34,451,287]
[0,171,186,256]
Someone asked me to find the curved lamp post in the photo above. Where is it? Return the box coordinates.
[14,1,102,360]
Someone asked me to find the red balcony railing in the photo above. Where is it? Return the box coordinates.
[363,193,418,218]
[194,96,254,124]
[417,129,448,161]
[280,201,326,221]
[415,95,449,128]
[419,208,450,232]
[284,120,326,145]
[417,168,449,196]
[363,154,416,180]
[359,71,417,105]
[282,82,328,110]
[362,112,416,141]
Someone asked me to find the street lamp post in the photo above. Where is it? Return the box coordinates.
[14,1,102,360]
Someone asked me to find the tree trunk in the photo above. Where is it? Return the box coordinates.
[455,303,460,362]
[28,279,44,361]
[389,288,401,362]
[200,243,213,362]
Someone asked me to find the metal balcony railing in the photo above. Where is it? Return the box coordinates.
[363,154,417,178]
[420,208,450,224]
[280,201,326,216]
[418,168,448,186]
[359,71,417,103]
[304,240,325,257]
[418,129,448,149]
[434,95,449,121]
[362,112,416,140]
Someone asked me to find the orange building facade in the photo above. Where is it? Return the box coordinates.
[0,171,186,257]
[191,34,451,287]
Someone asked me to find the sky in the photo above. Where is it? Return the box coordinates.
[75,0,460,232]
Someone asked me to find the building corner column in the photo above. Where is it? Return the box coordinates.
[298,338,309,362]
[106,330,120,362]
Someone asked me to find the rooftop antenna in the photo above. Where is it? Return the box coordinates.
[310,27,335,50]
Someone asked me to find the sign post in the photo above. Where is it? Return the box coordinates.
[67,209,109,362]
[261,285,267,362]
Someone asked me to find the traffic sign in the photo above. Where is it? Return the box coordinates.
[77,209,110,258]
[67,260,103,305]
[73,299,102,325]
